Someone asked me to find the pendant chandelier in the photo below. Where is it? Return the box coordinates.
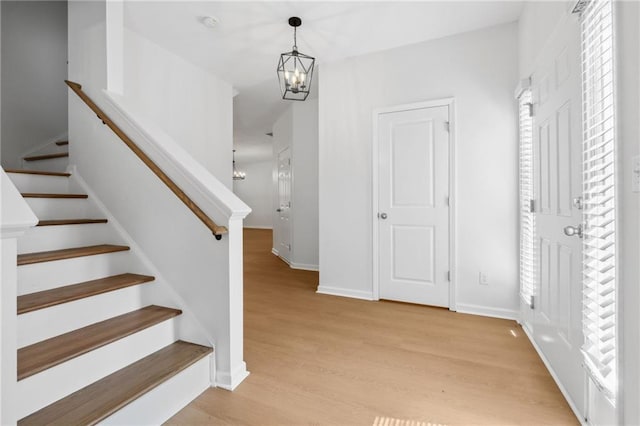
[277,17,315,101]
[232,150,245,180]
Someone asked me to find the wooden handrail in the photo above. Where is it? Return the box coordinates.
[65,80,228,240]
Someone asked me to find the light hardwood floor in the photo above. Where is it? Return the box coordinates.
[167,229,577,425]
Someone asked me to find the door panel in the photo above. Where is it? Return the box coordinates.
[378,105,449,307]
[276,147,291,263]
[529,14,585,417]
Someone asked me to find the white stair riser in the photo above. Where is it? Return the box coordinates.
[21,156,68,173]
[18,251,134,295]
[6,173,70,194]
[24,198,99,220]
[18,223,116,254]
[16,318,179,420]
[99,354,211,426]
[18,285,147,348]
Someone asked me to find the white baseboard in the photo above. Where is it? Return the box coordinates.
[521,326,585,424]
[243,226,272,230]
[270,248,318,271]
[316,285,375,301]
[455,303,519,320]
[215,362,250,391]
[290,262,319,272]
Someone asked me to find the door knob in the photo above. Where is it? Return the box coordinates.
[563,224,583,238]
[276,208,282,212]
[379,213,388,220]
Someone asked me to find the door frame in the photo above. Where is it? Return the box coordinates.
[371,98,457,310]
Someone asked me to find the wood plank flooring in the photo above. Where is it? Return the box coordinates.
[167,229,577,425]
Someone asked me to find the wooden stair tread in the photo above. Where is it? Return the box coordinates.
[21,193,87,199]
[18,273,155,315]
[18,306,182,380]
[23,152,69,162]
[37,219,108,226]
[55,141,69,146]
[17,244,129,266]
[3,169,71,177]
[18,341,211,426]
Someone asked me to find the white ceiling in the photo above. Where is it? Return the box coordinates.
[124,1,524,162]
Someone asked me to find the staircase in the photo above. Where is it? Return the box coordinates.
[4,141,213,424]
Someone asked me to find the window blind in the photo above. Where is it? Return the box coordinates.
[580,0,617,400]
[518,90,536,306]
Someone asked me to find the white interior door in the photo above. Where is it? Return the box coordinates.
[377,105,450,307]
[530,14,585,417]
[277,147,292,263]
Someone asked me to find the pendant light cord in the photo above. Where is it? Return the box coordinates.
[293,26,298,51]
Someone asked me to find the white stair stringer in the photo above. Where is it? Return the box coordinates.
[18,285,147,348]
[6,172,70,194]
[18,222,115,253]
[17,250,134,295]
[16,317,179,420]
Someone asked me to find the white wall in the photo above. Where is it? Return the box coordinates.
[1,1,68,168]
[319,22,519,316]
[272,99,320,270]
[232,159,272,229]
[122,29,233,188]
[518,1,569,78]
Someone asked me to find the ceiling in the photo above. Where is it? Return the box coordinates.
[124,1,524,162]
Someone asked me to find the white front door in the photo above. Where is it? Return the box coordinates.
[530,14,585,417]
[377,105,450,307]
[276,147,292,263]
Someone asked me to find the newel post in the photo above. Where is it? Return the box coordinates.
[1,171,38,424]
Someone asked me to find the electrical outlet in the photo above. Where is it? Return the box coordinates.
[479,272,489,285]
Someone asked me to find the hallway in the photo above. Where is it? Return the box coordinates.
[168,229,576,425]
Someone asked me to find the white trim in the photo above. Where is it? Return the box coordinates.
[455,303,519,321]
[522,325,586,424]
[371,98,457,310]
[243,226,273,230]
[289,262,319,272]
[316,285,375,301]
[214,361,250,391]
[271,247,279,256]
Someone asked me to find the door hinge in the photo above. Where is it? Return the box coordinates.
[447,271,451,281]
[530,295,535,309]
[528,199,535,213]
[444,121,450,132]
[526,102,534,117]
[445,196,450,207]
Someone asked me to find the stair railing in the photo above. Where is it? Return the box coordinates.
[65,80,227,239]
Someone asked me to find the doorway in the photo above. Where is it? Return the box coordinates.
[373,100,455,308]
